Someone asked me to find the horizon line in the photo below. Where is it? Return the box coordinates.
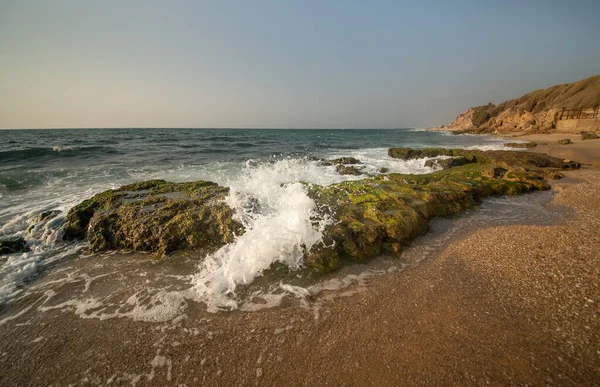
[0,126,417,130]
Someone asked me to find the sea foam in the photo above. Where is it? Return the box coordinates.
[188,152,444,311]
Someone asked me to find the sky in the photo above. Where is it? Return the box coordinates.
[1,0,599,129]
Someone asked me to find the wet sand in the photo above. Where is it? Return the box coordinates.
[2,148,600,385]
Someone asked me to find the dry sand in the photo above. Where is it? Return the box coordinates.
[504,132,600,168]
[1,136,599,386]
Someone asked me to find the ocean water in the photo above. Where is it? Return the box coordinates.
[0,128,511,315]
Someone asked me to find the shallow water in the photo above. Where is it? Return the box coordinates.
[0,128,513,311]
[0,183,570,327]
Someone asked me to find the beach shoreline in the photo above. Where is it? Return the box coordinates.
[1,140,599,385]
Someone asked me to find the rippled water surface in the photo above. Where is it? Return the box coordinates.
[0,128,512,312]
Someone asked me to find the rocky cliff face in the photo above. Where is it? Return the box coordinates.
[444,106,562,133]
[442,74,600,134]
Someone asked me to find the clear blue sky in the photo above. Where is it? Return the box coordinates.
[1,0,598,129]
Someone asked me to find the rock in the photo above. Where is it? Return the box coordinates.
[330,157,362,165]
[336,165,362,176]
[388,148,453,160]
[424,157,474,170]
[504,142,537,148]
[304,148,581,272]
[0,236,29,255]
[64,179,244,257]
[556,139,573,145]
[581,132,599,140]
[388,148,581,169]
[378,167,389,173]
[28,210,61,233]
[441,75,600,134]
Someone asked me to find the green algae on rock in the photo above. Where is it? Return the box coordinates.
[63,179,243,257]
[331,157,362,165]
[319,156,362,167]
[0,236,29,256]
[424,156,474,170]
[387,148,580,169]
[581,132,599,140]
[504,142,538,148]
[336,164,362,175]
[304,148,580,272]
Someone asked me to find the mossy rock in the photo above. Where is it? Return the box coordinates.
[304,148,580,272]
[388,147,453,160]
[424,156,474,170]
[330,157,362,165]
[581,132,599,140]
[556,139,573,145]
[504,142,537,148]
[388,148,581,169]
[63,180,244,258]
[336,165,362,175]
[0,236,29,256]
[28,210,61,233]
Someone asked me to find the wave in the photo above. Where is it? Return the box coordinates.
[0,146,120,164]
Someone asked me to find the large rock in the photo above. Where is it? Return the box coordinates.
[388,148,581,169]
[581,132,599,140]
[424,156,474,170]
[504,142,537,148]
[304,148,580,272]
[0,236,29,256]
[63,180,243,257]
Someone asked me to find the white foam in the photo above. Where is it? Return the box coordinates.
[0,133,512,314]
[186,154,445,311]
[190,158,337,311]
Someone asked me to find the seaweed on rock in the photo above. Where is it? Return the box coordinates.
[63,149,580,273]
[304,148,580,272]
[63,179,244,257]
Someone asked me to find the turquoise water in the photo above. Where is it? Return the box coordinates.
[0,128,507,307]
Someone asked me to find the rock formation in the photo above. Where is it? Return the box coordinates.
[304,149,580,271]
[64,151,580,273]
[442,75,600,134]
[63,179,243,257]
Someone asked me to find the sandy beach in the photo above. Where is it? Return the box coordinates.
[504,132,600,168]
[2,135,600,386]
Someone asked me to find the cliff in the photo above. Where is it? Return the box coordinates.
[442,74,600,133]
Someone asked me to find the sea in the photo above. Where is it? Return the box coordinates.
[1,128,554,321]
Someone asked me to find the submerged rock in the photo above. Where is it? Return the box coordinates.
[28,210,61,233]
[320,156,362,167]
[0,236,29,255]
[304,148,580,272]
[64,179,243,257]
[336,165,362,175]
[331,157,362,165]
